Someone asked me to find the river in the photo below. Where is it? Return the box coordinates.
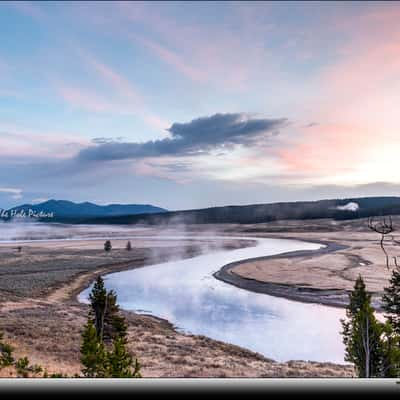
[79,236,347,363]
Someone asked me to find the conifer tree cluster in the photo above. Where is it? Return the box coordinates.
[382,266,400,336]
[341,275,400,377]
[342,218,400,378]
[81,276,141,378]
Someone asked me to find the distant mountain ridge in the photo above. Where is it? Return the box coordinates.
[4,197,400,224]
[5,199,167,220]
[68,196,400,225]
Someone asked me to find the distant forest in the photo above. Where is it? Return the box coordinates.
[32,196,400,225]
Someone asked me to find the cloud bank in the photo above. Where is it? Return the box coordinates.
[77,113,287,161]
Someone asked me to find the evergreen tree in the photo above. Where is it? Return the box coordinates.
[88,277,127,343]
[14,357,42,378]
[382,266,400,336]
[82,279,141,378]
[341,275,384,377]
[89,276,107,340]
[103,290,128,344]
[348,275,370,315]
[380,321,400,377]
[80,321,106,378]
[133,358,141,378]
[104,240,112,252]
[380,266,400,377]
[106,337,134,378]
[0,331,14,368]
[126,241,132,251]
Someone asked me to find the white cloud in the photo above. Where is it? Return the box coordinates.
[31,198,49,204]
[0,187,23,200]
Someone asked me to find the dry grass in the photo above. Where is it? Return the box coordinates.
[0,226,356,378]
[0,298,353,378]
[231,220,396,308]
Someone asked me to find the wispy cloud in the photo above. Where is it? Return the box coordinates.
[56,49,169,130]
[95,1,268,90]
[0,125,89,158]
[56,84,117,114]
[130,33,207,84]
[0,187,23,200]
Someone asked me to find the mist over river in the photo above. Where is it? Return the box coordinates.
[80,236,347,363]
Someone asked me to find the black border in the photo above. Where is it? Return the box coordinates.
[0,378,399,394]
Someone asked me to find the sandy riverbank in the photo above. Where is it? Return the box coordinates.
[214,240,355,309]
[214,218,397,310]
[0,226,353,377]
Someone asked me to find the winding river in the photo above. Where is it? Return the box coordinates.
[79,236,347,363]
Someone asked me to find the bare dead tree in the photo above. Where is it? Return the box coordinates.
[368,216,394,270]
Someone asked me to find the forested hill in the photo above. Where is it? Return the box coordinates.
[51,196,400,225]
[4,199,166,221]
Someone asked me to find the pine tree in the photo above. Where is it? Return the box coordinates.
[0,331,14,368]
[341,275,384,377]
[104,240,112,252]
[88,277,127,343]
[380,321,400,377]
[106,337,134,378]
[133,358,141,378]
[89,276,107,341]
[80,321,107,378]
[103,290,128,344]
[382,266,400,336]
[126,241,132,251]
[348,275,370,315]
[14,357,42,378]
[82,279,141,378]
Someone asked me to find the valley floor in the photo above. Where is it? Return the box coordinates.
[0,223,367,377]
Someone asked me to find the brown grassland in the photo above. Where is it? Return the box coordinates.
[0,220,385,378]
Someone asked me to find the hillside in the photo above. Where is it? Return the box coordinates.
[47,196,400,225]
[4,199,166,220]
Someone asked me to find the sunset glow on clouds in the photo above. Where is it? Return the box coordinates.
[1,1,400,209]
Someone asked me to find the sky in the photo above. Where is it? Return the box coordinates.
[1,1,400,210]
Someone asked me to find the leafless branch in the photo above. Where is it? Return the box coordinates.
[368,217,395,270]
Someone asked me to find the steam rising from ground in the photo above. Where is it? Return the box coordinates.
[0,220,255,262]
[336,202,359,212]
[0,221,151,242]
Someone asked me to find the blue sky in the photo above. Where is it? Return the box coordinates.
[1,1,400,210]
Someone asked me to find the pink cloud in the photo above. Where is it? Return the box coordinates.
[314,6,400,119]
[277,122,387,179]
[276,5,400,180]
[114,2,262,90]
[81,51,144,104]
[131,34,207,84]
[0,125,89,158]
[76,49,168,130]
[57,84,116,114]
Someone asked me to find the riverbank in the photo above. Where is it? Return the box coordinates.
[215,218,395,311]
[214,240,354,309]
[0,229,353,377]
